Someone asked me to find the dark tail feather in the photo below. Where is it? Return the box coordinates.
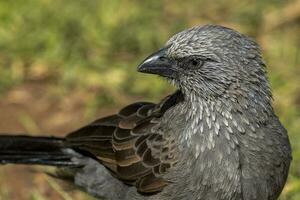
[0,135,78,166]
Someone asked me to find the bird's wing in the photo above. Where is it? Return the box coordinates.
[66,91,184,193]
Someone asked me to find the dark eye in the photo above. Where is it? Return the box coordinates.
[189,58,204,69]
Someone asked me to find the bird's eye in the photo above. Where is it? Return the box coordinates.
[189,58,204,69]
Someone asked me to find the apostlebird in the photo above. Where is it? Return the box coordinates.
[0,25,292,200]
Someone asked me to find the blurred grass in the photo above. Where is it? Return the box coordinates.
[0,0,299,199]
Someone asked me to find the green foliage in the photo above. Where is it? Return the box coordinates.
[0,0,299,199]
[0,0,172,97]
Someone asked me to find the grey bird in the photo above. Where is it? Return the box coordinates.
[0,25,292,200]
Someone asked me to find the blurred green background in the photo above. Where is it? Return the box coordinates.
[0,0,299,199]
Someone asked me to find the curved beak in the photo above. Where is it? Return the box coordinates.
[137,47,177,79]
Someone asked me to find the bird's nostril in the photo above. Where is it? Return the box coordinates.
[159,56,168,62]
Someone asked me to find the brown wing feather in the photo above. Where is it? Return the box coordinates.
[65,91,184,194]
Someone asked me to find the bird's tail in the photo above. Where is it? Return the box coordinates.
[0,135,79,166]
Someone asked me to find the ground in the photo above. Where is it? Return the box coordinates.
[0,81,124,200]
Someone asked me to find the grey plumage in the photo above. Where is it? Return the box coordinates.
[0,24,292,200]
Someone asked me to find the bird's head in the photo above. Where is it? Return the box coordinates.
[138,25,271,102]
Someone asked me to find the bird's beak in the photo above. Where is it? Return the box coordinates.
[137,47,177,78]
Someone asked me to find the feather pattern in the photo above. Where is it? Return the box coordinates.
[66,91,184,193]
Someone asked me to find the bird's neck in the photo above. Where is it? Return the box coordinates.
[178,90,273,153]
